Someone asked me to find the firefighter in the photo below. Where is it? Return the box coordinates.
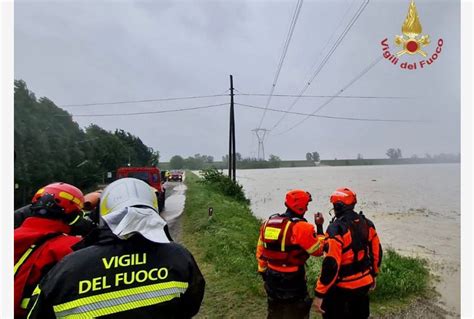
[256,189,325,319]
[14,182,85,319]
[15,190,98,235]
[313,187,383,319]
[27,177,205,319]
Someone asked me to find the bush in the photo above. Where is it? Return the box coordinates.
[199,168,249,204]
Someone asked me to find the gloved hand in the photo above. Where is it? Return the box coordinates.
[370,277,377,291]
[314,212,324,225]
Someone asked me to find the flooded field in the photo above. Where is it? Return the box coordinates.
[236,163,460,316]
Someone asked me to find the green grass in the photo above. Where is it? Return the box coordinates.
[181,171,432,318]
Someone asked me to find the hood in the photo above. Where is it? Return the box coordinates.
[101,206,170,244]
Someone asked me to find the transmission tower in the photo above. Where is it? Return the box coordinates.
[252,128,269,160]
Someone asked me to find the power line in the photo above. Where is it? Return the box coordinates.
[297,0,356,86]
[273,56,384,135]
[60,94,228,108]
[270,0,370,131]
[257,0,304,129]
[237,93,413,99]
[56,103,229,117]
[236,102,423,123]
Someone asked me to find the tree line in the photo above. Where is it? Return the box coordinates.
[14,80,159,208]
[168,153,282,170]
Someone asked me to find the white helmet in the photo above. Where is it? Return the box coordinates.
[100,178,158,216]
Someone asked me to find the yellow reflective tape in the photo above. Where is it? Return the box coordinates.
[32,285,41,296]
[264,227,281,240]
[53,281,188,312]
[59,191,74,201]
[68,214,81,226]
[27,286,41,319]
[21,298,30,309]
[281,221,292,252]
[57,294,180,319]
[306,241,321,254]
[36,188,45,195]
[14,245,36,275]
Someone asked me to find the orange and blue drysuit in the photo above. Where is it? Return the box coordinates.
[315,210,382,319]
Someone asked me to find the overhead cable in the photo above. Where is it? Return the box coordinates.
[270,0,370,131]
[257,0,304,129]
[57,103,229,117]
[60,94,228,108]
[273,56,384,135]
[236,92,412,99]
[236,102,423,123]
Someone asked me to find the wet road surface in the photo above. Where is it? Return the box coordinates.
[160,181,187,242]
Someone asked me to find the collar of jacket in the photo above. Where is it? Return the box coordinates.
[21,216,71,234]
[335,210,359,222]
[71,223,152,251]
[71,224,116,251]
[281,209,307,221]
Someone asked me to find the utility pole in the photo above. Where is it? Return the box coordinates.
[252,128,269,160]
[228,75,236,182]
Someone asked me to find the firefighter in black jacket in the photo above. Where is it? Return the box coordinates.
[27,177,205,319]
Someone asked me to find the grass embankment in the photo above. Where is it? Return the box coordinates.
[182,171,431,318]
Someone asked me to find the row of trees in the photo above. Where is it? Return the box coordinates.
[14,80,159,207]
[312,148,459,161]
[169,154,214,170]
[222,153,282,169]
[168,153,283,170]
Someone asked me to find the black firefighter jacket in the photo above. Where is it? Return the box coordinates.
[27,227,205,319]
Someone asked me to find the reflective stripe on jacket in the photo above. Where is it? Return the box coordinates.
[256,213,324,273]
[14,217,81,319]
[315,211,382,297]
[27,228,205,319]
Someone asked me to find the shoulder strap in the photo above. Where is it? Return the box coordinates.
[341,213,369,253]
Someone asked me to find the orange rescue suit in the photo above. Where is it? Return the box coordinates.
[315,211,382,297]
[256,214,324,273]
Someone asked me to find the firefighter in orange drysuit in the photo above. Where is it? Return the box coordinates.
[256,189,325,319]
[313,187,382,319]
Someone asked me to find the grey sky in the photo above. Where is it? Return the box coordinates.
[15,0,460,161]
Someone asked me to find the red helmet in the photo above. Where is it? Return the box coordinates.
[31,182,84,215]
[330,187,357,206]
[285,189,312,215]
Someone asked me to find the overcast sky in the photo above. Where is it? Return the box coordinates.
[15,0,460,161]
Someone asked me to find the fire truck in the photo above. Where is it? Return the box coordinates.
[116,166,166,212]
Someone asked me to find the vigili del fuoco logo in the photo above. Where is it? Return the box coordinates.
[381,0,444,70]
